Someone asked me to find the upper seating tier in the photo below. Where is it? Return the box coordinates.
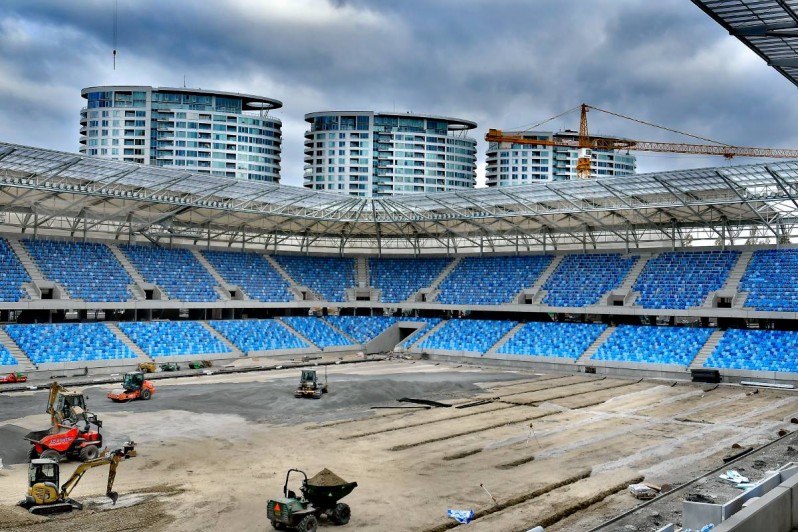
[0,238,30,302]
[369,258,452,303]
[24,240,133,302]
[437,256,553,305]
[272,256,355,302]
[120,245,219,302]
[543,254,637,307]
[201,250,294,302]
[633,251,739,310]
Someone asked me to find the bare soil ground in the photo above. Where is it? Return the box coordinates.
[0,359,795,532]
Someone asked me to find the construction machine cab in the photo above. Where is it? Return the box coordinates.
[29,459,59,487]
[52,390,87,425]
[300,370,317,385]
[122,372,145,392]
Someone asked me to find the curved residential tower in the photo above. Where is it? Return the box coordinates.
[80,86,283,182]
[303,111,477,196]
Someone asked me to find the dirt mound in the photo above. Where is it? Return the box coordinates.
[308,468,347,487]
[0,506,46,528]
[0,425,32,465]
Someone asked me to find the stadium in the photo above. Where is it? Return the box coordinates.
[2,1,798,531]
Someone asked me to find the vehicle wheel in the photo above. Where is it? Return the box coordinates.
[141,389,151,400]
[329,502,351,525]
[79,445,99,462]
[296,514,318,532]
[39,449,61,462]
[270,520,285,530]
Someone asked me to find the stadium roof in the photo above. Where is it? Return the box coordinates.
[692,0,798,87]
[0,141,796,253]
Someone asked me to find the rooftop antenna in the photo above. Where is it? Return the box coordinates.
[112,0,118,69]
[183,75,186,88]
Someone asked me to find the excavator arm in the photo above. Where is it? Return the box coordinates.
[60,443,137,503]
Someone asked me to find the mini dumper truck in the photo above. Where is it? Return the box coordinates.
[267,468,357,531]
[294,369,328,399]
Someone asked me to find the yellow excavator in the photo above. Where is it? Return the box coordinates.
[18,442,137,515]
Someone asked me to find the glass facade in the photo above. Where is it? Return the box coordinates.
[303,112,477,197]
[80,87,282,183]
[485,131,636,186]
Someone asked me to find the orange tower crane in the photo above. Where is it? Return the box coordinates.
[486,104,798,179]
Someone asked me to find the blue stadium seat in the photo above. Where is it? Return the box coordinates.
[633,251,739,310]
[418,319,517,354]
[24,239,133,302]
[369,258,452,303]
[498,322,607,359]
[120,245,219,302]
[325,316,399,343]
[437,256,553,305]
[272,256,355,302]
[0,238,30,302]
[280,317,354,349]
[705,329,798,373]
[0,343,18,366]
[591,325,714,366]
[543,254,637,307]
[4,323,135,364]
[209,319,308,352]
[117,321,231,357]
[201,250,294,302]
[741,250,798,312]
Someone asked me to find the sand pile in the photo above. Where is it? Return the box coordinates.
[0,425,32,465]
[308,468,347,487]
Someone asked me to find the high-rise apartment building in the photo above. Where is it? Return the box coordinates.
[80,86,283,182]
[303,111,477,196]
[486,130,636,186]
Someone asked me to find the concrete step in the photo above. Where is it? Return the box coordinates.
[191,250,233,301]
[321,318,360,346]
[275,318,320,350]
[407,320,448,351]
[108,244,147,285]
[104,323,152,361]
[419,257,462,303]
[723,250,754,291]
[690,330,725,369]
[485,322,525,356]
[7,238,45,281]
[531,255,563,291]
[733,292,749,309]
[356,256,369,288]
[199,321,244,357]
[263,256,307,301]
[577,326,616,363]
[0,327,36,370]
[618,254,650,290]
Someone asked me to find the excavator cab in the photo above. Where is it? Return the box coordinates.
[29,459,59,487]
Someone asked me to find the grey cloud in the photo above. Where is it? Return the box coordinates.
[0,0,795,186]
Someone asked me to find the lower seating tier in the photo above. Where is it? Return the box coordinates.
[418,319,517,354]
[324,316,399,343]
[209,319,308,352]
[498,322,607,359]
[118,321,231,358]
[4,323,135,364]
[280,317,354,349]
[705,328,798,373]
[591,325,714,366]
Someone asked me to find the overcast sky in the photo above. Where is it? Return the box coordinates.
[1,0,796,187]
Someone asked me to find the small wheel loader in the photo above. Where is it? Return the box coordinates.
[294,369,328,399]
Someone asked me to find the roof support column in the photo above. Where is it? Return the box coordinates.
[33,211,38,241]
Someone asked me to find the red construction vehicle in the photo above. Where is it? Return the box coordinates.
[25,421,103,463]
[0,372,27,384]
[107,371,155,402]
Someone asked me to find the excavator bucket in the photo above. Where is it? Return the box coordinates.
[107,490,119,505]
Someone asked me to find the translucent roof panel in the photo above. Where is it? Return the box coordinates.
[692,0,798,87]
